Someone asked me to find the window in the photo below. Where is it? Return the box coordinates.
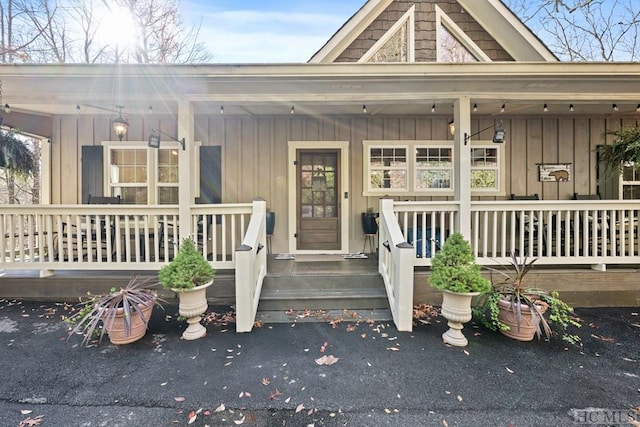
[105,143,184,204]
[367,145,408,192]
[363,140,503,196]
[621,162,640,199]
[471,146,500,191]
[360,6,415,63]
[435,5,491,63]
[415,146,452,190]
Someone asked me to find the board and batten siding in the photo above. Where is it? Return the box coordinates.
[51,114,636,253]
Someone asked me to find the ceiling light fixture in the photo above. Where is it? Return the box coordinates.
[112,105,129,141]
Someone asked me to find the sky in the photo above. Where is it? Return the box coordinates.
[182,0,366,63]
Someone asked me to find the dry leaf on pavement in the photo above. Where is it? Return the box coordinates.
[315,355,339,365]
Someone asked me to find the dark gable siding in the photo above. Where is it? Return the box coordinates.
[335,0,513,62]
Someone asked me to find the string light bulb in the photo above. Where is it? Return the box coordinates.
[473,103,478,112]
[500,103,505,113]
[362,104,367,113]
[613,103,619,111]
[569,104,575,112]
[4,104,10,113]
[543,104,548,112]
[636,104,640,112]
[431,104,436,113]
[290,105,295,114]
[220,105,224,114]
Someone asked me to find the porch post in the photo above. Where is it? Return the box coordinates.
[453,97,472,239]
[178,100,194,242]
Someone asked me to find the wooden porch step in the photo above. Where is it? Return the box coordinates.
[256,308,393,324]
[258,287,389,311]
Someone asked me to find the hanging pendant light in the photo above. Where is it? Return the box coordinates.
[112,106,129,141]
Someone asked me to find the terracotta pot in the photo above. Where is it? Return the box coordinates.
[498,298,547,341]
[440,289,480,347]
[104,299,155,345]
[173,280,213,340]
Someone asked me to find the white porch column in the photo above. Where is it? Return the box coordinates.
[178,100,194,242]
[453,97,471,239]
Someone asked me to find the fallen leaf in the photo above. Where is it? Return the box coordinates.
[506,367,514,374]
[214,403,225,413]
[18,415,43,427]
[386,347,400,351]
[233,415,246,425]
[623,358,637,362]
[315,355,339,365]
[174,397,186,402]
[591,334,616,342]
[463,350,470,356]
[160,382,168,386]
[457,395,463,402]
[285,397,291,403]
[20,410,33,415]
[443,419,449,427]
[204,410,211,416]
[262,378,271,385]
[296,404,305,413]
[188,411,197,424]
[269,389,282,400]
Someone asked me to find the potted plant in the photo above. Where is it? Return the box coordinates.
[158,237,216,340]
[429,232,491,347]
[67,276,161,347]
[474,253,582,345]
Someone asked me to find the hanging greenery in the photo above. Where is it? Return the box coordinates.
[599,125,640,173]
[0,129,34,177]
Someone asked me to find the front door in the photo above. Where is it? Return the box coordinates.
[296,150,340,251]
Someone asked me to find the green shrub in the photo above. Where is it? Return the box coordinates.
[158,238,215,290]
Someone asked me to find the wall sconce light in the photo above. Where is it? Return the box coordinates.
[112,105,128,141]
[448,120,455,136]
[4,104,10,113]
[148,129,185,150]
[463,120,505,145]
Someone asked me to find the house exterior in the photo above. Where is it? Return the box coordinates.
[1,0,639,330]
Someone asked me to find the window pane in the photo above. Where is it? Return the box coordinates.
[471,170,497,189]
[117,187,148,204]
[110,149,147,183]
[367,21,408,63]
[158,187,178,204]
[158,149,178,183]
[416,170,451,189]
[438,24,477,62]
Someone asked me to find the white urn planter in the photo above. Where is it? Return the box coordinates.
[173,280,212,340]
[440,289,479,347]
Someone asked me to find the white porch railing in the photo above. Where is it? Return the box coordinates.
[378,199,415,332]
[378,199,639,268]
[0,203,253,271]
[234,199,268,333]
[471,200,640,267]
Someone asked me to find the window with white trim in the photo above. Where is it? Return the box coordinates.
[367,145,408,191]
[621,162,640,199]
[105,143,183,204]
[360,6,415,63]
[435,5,491,63]
[415,146,453,190]
[470,146,500,191]
[363,140,503,196]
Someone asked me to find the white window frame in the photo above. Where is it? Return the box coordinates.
[470,143,503,194]
[363,141,410,195]
[102,141,201,204]
[363,140,504,196]
[621,161,640,199]
[435,5,491,63]
[359,5,415,63]
[414,143,454,192]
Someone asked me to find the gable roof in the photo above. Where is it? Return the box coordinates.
[308,0,557,63]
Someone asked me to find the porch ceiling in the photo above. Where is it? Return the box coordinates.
[1,62,639,118]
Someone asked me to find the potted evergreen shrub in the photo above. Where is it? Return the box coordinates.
[67,276,161,347]
[429,232,491,347]
[159,237,216,340]
[474,253,582,345]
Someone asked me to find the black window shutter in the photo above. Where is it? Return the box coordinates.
[199,146,222,204]
[81,145,104,203]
